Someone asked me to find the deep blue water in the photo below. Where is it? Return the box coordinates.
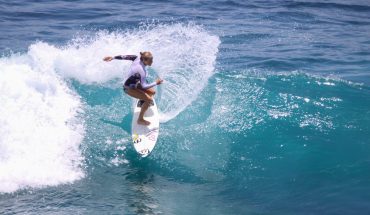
[1,0,370,214]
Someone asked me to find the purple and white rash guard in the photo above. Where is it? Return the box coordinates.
[114,55,157,90]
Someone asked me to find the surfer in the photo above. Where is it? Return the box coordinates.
[103,51,163,125]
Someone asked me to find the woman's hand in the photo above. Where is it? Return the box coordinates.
[103,56,113,62]
[156,78,164,85]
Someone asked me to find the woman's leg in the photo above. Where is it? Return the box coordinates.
[126,88,152,125]
[145,87,156,95]
[126,88,152,101]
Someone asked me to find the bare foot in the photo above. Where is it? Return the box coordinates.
[137,118,150,125]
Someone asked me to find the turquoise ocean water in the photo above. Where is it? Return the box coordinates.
[1,1,370,214]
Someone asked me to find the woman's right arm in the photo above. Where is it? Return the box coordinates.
[103,55,137,62]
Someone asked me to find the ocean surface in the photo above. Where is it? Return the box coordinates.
[1,0,370,214]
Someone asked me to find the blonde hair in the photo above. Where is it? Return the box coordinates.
[140,51,153,61]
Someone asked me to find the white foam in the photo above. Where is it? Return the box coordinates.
[144,23,221,122]
[0,52,84,193]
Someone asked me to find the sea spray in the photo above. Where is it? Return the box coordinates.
[0,55,84,193]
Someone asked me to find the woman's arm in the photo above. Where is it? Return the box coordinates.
[138,68,157,89]
[113,55,137,61]
[103,55,138,62]
[137,69,163,89]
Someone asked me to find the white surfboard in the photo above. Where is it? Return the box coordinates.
[131,99,159,157]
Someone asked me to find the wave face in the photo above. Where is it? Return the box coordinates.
[0,23,219,193]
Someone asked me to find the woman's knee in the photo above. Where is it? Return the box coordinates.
[144,95,153,102]
[146,88,155,95]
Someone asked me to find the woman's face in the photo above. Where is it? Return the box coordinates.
[143,57,153,66]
